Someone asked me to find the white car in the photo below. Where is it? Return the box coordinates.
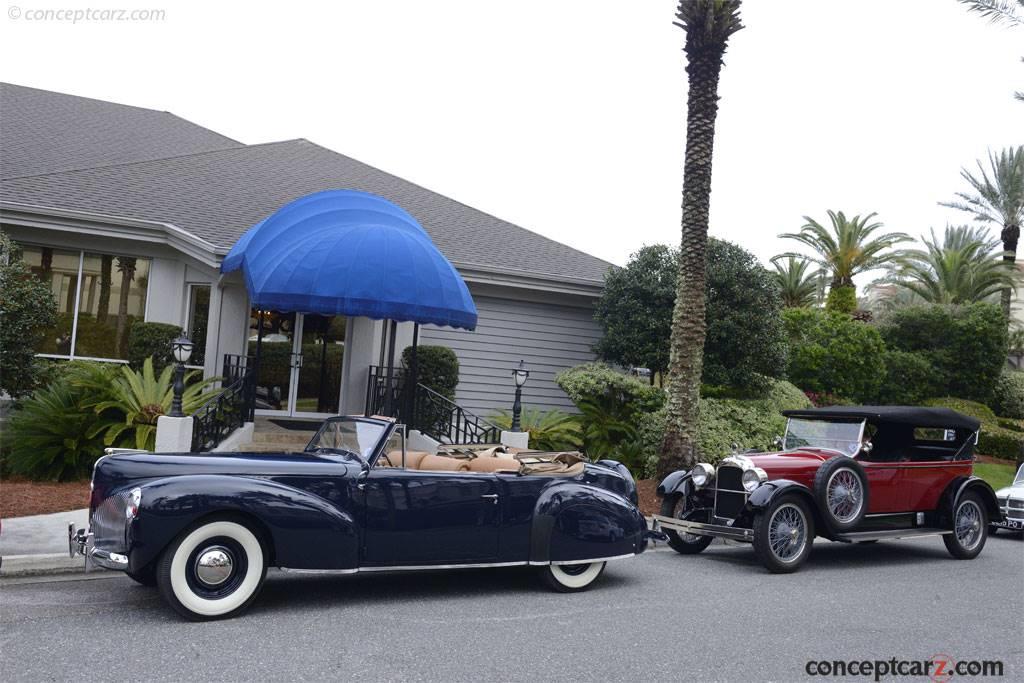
[991,463,1024,534]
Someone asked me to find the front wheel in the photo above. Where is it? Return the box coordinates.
[752,494,815,574]
[943,492,988,560]
[156,517,268,621]
[660,494,714,555]
[540,562,606,593]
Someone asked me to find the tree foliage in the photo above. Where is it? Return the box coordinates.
[770,256,820,308]
[594,245,676,378]
[0,231,57,398]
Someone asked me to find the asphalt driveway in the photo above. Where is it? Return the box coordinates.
[2,535,1021,682]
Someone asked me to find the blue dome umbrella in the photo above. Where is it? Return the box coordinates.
[222,189,477,417]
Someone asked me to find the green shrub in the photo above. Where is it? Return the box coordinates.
[636,379,812,477]
[875,350,940,405]
[924,397,1022,460]
[878,303,1007,403]
[128,321,181,372]
[0,231,58,397]
[402,345,459,399]
[3,377,110,480]
[489,408,583,451]
[991,371,1024,419]
[555,362,665,414]
[825,284,857,313]
[783,308,886,402]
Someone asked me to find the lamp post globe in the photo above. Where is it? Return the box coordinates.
[169,334,194,418]
[510,360,529,432]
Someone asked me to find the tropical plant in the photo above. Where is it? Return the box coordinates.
[660,0,744,478]
[593,244,677,380]
[879,225,1018,304]
[489,408,582,452]
[3,379,109,481]
[770,256,820,308]
[576,391,638,460]
[940,146,1024,316]
[0,230,58,397]
[778,211,911,312]
[957,1,1024,101]
[88,358,220,450]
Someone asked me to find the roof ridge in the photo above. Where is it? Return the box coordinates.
[296,138,616,270]
[0,139,301,181]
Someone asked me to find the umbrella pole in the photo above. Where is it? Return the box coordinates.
[384,320,398,416]
[409,323,420,430]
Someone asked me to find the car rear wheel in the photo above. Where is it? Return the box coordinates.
[753,494,814,573]
[541,562,606,592]
[943,492,988,560]
[813,457,868,532]
[660,494,714,555]
[156,517,268,621]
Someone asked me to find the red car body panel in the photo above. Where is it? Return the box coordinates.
[745,449,971,514]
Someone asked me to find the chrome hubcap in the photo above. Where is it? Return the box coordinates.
[827,469,863,523]
[955,501,983,550]
[768,504,807,562]
[195,546,233,586]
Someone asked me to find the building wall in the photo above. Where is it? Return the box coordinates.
[418,292,601,416]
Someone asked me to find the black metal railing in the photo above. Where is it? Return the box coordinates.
[365,364,500,445]
[191,354,257,452]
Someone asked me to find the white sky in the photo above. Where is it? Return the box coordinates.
[1,0,1021,271]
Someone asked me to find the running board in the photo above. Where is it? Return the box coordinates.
[832,528,952,543]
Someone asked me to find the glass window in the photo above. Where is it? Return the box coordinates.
[186,285,211,367]
[16,244,151,361]
[307,418,388,459]
[783,418,865,455]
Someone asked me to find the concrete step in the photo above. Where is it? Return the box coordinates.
[249,430,317,445]
[237,442,307,453]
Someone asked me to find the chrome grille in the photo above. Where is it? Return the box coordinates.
[91,490,130,551]
[714,465,747,519]
[1009,499,1023,510]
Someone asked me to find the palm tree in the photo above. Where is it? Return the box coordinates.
[940,146,1024,317]
[778,211,911,313]
[770,256,820,308]
[659,0,744,477]
[880,225,1018,304]
[958,1,1024,101]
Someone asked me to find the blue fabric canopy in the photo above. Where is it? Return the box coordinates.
[221,190,477,330]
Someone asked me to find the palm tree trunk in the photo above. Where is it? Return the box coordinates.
[114,257,136,357]
[1002,221,1019,319]
[659,44,728,479]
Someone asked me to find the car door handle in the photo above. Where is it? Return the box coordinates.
[480,494,499,504]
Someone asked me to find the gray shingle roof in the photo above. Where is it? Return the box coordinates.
[0,138,612,284]
[0,83,241,179]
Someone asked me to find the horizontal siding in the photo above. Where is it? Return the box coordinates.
[419,295,600,416]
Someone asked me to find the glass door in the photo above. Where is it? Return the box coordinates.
[250,309,344,417]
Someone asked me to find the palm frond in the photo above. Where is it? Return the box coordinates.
[958,0,1024,27]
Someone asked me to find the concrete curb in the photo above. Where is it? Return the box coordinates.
[0,552,91,577]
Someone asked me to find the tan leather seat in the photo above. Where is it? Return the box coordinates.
[468,456,520,473]
[378,450,429,469]
[418,454,471,472]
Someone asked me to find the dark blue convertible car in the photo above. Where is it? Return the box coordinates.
[69,416,648,620]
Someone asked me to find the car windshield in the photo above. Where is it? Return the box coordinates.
[1015,464,1024,486]
[783,418,865,455]
[306,418,389,459]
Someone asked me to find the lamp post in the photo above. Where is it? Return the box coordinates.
[169,334,194,418]
[510,360,530,432]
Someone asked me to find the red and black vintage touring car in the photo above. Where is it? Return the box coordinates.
[653,406,1002,573]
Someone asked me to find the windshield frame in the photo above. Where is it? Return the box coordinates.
[1015,464,1024,486]
[782,417,867,456]
[305,416,395,462]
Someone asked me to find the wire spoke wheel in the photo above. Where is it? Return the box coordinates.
[954,500,983,551]
[767,503,807,563]
[826,469,863,524]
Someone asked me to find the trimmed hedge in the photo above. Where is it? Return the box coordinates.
[991,371,1024,420]
[128,321,181,372]
[402,345,459,399]
[876,350,940,406]
[555,362,665,414]
[783,308,885,402]
[825,284,857,313]
[923,397,1023,461]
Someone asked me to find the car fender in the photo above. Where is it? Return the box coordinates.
[529,483,647,564]
[657,470,693,498]
[740,479,823,532]
[938,476,1001,526]
[128,475,360,572]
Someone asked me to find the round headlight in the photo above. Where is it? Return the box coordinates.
[742,468,767,492]
[691,463,714,488]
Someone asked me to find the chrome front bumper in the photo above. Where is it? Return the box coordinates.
[650,514,753,541]
[68,524,128,571]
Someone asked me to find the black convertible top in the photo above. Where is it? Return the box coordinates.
[781,406,981,432]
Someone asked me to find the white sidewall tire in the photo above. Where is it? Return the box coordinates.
[548,562,605,590]
[170,521,264,618]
